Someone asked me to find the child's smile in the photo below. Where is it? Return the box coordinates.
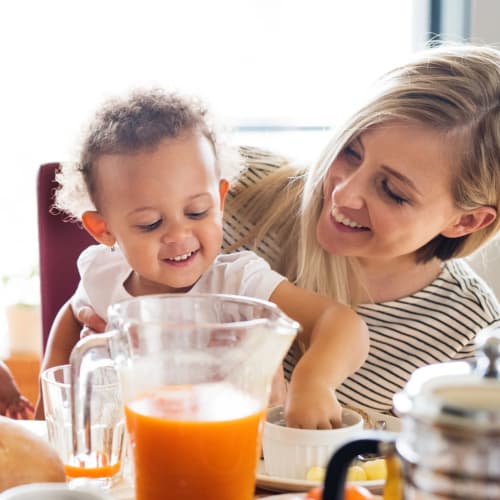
[163,249,199,264]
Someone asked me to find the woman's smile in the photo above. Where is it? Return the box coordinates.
[330,206,370,232]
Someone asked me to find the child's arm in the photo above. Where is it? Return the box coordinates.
[34,300,82,419]
[0,360,34,419]
[270,280,369,429]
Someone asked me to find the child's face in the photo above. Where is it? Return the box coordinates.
[92,132,227,295]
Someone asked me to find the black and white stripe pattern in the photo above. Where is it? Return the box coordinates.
[336,259,500,413]
[223,146,285,269]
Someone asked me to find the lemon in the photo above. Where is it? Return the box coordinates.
[346,465,367,481]
[361,458,387,480]
[306,466,325,482]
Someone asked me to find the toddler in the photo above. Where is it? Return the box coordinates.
[37,89,369,428]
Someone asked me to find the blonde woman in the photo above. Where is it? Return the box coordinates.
[224,43,500,415]
[77,44,500,416]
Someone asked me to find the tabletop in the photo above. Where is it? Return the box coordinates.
[109,476,281,499]
[14,420,386,500]
[13,420,300,500]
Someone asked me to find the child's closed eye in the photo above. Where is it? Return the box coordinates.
[137,219,162,232]
[186,210,208,220]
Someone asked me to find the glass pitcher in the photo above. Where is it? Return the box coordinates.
[69,293,299,500]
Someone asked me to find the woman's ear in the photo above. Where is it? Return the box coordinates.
[219,179,230,211]
[441,206,497,238]
[81,211,116,247]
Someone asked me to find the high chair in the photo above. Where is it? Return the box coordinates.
[36,162,94,352]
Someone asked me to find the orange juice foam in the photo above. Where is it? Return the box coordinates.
[125,383,265,500]
[64,450,121,478]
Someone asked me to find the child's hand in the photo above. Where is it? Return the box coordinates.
[0,364,34,420]
[284,379,342,429]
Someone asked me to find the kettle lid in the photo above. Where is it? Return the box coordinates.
[393,326,500,429]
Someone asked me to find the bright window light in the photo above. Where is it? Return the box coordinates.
[0,0,417,282]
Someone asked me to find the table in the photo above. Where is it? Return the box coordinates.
[14,420,387,499]
[15,419,386,499]
[13,420,290,499]
[110,477,279,499]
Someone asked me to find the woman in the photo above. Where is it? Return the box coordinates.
[224,43,500,414]
[77,43,500,416]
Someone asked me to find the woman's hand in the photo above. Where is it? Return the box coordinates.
[75,306,107,337]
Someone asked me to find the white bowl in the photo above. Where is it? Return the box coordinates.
[262,406,364,480]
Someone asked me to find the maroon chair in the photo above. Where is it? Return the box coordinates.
[36,163,94,352]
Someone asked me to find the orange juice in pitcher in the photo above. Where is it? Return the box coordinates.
[125,383,266,500]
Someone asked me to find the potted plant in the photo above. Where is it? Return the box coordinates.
[2,266,42,355]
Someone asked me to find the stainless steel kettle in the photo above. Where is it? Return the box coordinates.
[322,327,500,500]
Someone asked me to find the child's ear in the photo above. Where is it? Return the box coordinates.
[81,211,116,247]
[219,179,229,211]
[441,206,497,238]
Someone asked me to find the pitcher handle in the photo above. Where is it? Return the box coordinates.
[322,431,400,500]
[69,331,117,459]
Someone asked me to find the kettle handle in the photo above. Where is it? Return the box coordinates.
[322,431,397,500]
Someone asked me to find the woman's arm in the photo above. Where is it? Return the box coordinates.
[34,300,82,419]
[270,280,369,429]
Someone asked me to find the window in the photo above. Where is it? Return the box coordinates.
[0,0,419,277]
[0,0,418,294]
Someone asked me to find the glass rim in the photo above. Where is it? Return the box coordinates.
[107,292,300,332]
[41,364,119,389]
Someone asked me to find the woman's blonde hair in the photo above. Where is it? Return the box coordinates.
[228,44,500,305]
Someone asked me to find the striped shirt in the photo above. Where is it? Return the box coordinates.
[299,259,499,414]
[224,146,287,271]
[224,146,500,415]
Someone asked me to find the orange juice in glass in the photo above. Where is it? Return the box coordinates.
[42,364,125,488]
[64,451,121,479]
[70,294,298,500]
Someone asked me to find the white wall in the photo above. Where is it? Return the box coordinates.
[470,0,500,45]
[467,241,500,301]
[465,0,500,299]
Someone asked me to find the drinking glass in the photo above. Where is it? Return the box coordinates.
[41,364,125,488]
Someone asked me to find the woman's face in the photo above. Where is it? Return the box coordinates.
[317,121,466,264]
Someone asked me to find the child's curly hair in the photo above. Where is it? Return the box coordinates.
[55,88,240,219]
